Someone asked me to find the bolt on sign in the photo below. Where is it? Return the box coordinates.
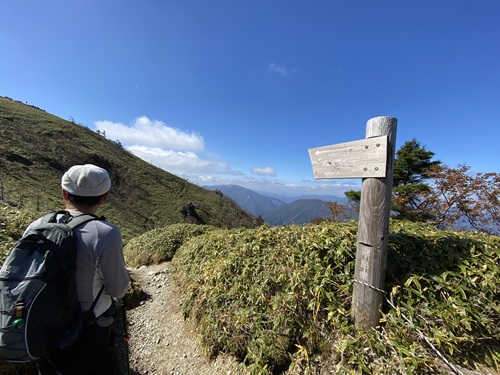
[308,135,388,179]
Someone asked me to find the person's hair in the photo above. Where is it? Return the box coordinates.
[65,192,106,207]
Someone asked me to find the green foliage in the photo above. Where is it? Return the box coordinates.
[123,223,217,267]
[385,222,500,372]
[0,96,263,242]
[0,360,37,375]
[344,138,441,222]
[393,138,440,186]
[344,190,361,204]
[0,203,37,262]
[174,222,359,373]
[392,138,441,221]
[174,221,500,374]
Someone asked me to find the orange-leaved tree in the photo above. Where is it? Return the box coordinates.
[424,164,500,234]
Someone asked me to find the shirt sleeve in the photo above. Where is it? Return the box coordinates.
[96,225,130,299]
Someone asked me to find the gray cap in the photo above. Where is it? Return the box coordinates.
[61,164,111,197]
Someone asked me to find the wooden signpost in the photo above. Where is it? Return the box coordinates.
[309,116,397,329]
[309,136,388,179]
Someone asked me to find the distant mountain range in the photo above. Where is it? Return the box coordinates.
[206,185,351,226]
[207,184,285,216]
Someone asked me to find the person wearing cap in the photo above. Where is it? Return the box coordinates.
[28,164,130,375]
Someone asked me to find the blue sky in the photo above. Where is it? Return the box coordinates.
[1,1,499,197]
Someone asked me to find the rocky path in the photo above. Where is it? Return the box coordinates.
[123,262,246,375]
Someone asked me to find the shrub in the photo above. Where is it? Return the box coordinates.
[174,222,359,373]
[123,223,216,267]
[174,221,500,374]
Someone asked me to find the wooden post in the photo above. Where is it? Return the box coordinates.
[352,116,397,329]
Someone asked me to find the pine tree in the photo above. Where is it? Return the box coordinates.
[392,138,441,220]
[344,138,441,221]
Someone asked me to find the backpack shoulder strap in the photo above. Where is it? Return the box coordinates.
[66,213,105,229]
[39,211,104,229]
[39,210,66,224]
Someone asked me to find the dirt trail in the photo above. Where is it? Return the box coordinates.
[124,262,246,375]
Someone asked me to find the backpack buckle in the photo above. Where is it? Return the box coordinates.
[15,299,24,318]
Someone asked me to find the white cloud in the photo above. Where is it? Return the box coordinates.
[95,116,204,151]
[92,116,358,198]
[251,166,277,177]
[94,116,243,177]
[266,62,298,77]
[127,145,235,175]
[267,63,289,76]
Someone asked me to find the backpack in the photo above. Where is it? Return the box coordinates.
[0,211,103,362]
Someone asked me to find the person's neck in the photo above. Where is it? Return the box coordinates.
[64,203,99,215]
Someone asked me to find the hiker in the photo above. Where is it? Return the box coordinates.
[30,164,130,375]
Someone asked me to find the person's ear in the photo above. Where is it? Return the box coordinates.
[101,192,109,204]
[62,189,69,201]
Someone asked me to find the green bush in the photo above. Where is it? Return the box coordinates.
[174,222,359,373]
[123,223,217,267]
[0,204,37,263]
[384,222,500,373]
[173,221,500,374]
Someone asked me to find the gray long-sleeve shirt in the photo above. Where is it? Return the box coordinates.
[25,212,130,318]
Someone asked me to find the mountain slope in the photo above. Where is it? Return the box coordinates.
[0,96,262,240]
[206,184,285,215]
[262,198,332,226]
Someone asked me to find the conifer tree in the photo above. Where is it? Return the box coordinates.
[392,138,441,220]
[344,138,441,221]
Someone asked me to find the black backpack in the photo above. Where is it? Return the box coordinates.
[0,211,103,362]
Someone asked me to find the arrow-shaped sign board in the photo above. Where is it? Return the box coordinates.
[309,135,388,179]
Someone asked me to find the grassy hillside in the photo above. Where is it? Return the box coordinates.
[0,96,262,240]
